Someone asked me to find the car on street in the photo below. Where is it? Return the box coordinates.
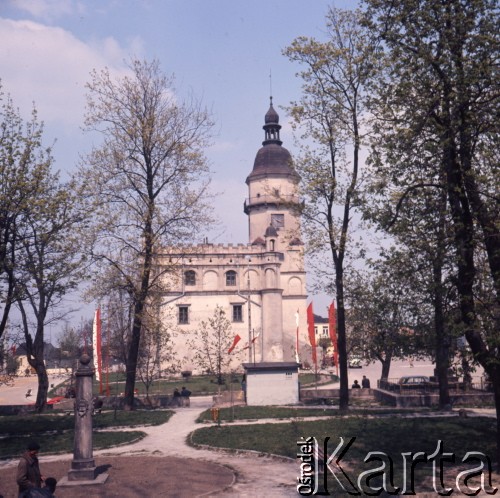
[398,375,431,390]
[348,357,362,368]
[399,375,430,384]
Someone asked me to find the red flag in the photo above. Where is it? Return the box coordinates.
[228,334,241,353]
[306,303,317,368]
[328,301,338,375]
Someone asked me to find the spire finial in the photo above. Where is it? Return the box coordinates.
[269,69,273,105]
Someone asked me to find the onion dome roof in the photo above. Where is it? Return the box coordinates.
[246,97,299,184]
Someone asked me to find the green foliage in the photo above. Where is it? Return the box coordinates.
[0,431,146,460]
[283,8,380,410]
[196,404,423,423]
[346,256,433,378]
[80,58,215,408]
[0,87,89,411]
[192,416,497,492]
[57,324,83,360]
[0,89,51,341]
[0,410,173,459]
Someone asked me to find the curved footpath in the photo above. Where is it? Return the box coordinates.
[95,395,299,497]
[0,395,299,497]
[0,393,496,497]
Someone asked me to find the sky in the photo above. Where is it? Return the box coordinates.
[0,0,357,334]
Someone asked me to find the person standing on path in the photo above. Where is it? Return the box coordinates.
[361,376,370,388]
[180,387,191,407]
[16,440,43,496]
[173,388,182,407]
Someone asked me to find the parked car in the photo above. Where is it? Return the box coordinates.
[398,375,430,389]
[348,357,362,368]
[399,375,430,384]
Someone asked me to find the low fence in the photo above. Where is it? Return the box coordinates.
[212,390,245,407]
[374,389,494,408]
[378,377,490,395]
[300,388,373,404]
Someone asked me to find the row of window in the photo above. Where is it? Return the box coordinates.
[315,325,330,337]
[178,304,243,324]
[184,270,236,286]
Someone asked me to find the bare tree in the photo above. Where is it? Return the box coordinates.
[81,59,215,409]
[16,174,88,412]
[136,296,178,401]
[283,8,378,410]
[189,305,236,386]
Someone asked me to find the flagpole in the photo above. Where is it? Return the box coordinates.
[246,256,252,363]
[93,307,103,395]
[106,302,110,396]
[295,309,300,363]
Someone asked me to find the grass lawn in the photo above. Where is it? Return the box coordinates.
[0,410,173,459]
[191,416,498,494]
[196,405,433,422]
[50,372,337,398]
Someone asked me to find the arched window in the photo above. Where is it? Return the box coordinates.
[226,270,237,286]
[184,270,196,286]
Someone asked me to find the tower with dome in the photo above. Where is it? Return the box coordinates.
[158,99,308,392]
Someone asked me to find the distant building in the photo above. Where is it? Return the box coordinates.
[159,99,309,372]
[314,314,330,342]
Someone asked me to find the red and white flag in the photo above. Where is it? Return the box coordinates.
[242,331,260,350]
[92,307,102,382]
[295,309,300,363]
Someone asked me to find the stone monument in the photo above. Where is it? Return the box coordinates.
[59,353,108,487]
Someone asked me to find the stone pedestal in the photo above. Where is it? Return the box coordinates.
[59,353,108,487]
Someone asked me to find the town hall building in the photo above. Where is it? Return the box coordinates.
[159,99,309,373]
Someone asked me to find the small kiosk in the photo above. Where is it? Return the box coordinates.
[243,362,300,406]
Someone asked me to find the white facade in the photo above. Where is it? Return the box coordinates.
[158,100,308,373]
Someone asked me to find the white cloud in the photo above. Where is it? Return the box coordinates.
[209,140,238,153]
[7,0,78,21]
[0,18,135,125]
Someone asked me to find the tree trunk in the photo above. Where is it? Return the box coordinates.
[123,255,152,409]
[124,298,145,410]
[443,106,500,473]
[491,368,500,474]
[433,225,451,410]
[336,273,349,411]
[34,363,49,413]
[380,354,392,381]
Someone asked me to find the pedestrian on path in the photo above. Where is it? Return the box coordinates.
[173,388,182,407]
[181,387,191,407]
[23,477,57,497]
[352,380,361,389]
[361,376,370,388]
[16,440,43,496]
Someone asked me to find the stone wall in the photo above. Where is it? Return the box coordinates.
[374,389,494,408]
